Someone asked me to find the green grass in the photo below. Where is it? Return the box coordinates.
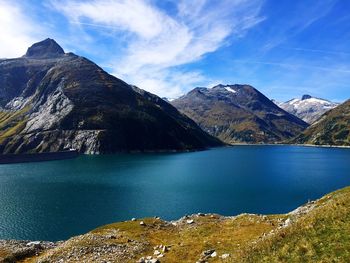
[11,186,350,263]
[0,106,30,143]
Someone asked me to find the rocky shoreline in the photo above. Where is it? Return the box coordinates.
[0,195,321,263]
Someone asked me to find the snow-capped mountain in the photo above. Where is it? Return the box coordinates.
[172,84,308,144]
[277,95,339,124]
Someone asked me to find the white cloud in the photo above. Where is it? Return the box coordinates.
[52,0,264,97]
[0,0,43,58]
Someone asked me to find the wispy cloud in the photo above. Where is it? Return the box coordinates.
[279,47,350,57]
[231,59,350,74]
[51,0,264,97]
[0,0,44,58]
[261,0,338,52]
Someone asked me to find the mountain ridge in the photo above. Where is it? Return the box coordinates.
[276,94,339,124]
[292,99,350,146]
[0,39,222,154]
[172,84,308,144]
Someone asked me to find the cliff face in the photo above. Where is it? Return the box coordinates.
[0,39,222,154]
[172,84,308,144]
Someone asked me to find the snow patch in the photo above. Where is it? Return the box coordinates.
[225,87,236,93]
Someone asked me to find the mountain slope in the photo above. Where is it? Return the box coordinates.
[292,99,350,146]
[172,84,308,144]
[277,95,339,124]
[0,39,222,154]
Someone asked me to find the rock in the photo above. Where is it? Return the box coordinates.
[220,253,230,259]
[202,249,215,256]
[211,251,217,257]
[154,250,161,255]
[132,218,136,221]
[26,241,41,246]
[284,218,291,227]
[162,246,169,253]
[186,219,194,224]
[140,221,146,226]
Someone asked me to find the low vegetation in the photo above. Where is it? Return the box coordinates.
[0,106,30,143]
[1,186,350,262]
[293,99,350,146]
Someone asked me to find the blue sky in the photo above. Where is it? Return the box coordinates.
[0,0,349,102]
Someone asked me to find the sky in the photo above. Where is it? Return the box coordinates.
[0,0,349,102]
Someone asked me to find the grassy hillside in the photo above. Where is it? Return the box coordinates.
[2,186,350,262]
[292,99,350,146]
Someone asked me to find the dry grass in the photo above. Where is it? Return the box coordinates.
[0,106,30,143]
[8,186,350,263]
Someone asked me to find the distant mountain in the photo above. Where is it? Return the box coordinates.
[0,39,222,154]
[277,95,339,124]
[172,84,308,144]
[292,99,350,146]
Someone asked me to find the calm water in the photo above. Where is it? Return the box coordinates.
[1,146,350,241]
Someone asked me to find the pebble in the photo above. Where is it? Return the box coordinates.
[140,221,146,226]
[26,241,41,246]
[186,219,194,224]
[220,253,230,259]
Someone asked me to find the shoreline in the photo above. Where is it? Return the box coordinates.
[0,150,79,164]
[1,143,349,165]
[1,185,348,262]
[228,143,350,149]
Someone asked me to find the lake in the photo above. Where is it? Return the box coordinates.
[1,145,350,241]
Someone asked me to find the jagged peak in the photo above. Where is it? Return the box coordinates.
[24,38,65,59]
[301,94,312,100]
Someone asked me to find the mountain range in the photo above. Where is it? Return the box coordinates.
[172,84,308,144]
[276,95,339,124]
[0,39,348,153]
[0,39,221,154]
[292,99,350,146]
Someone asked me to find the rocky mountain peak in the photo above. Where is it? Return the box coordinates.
[24,38,65,58]
[302,94,312,100]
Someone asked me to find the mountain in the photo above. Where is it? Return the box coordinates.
[277,95,339,124]
[171,84,308,144]
[292,99,350,146]
[0,39,222,154]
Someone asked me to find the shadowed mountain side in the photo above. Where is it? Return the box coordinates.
[0,39,222,154]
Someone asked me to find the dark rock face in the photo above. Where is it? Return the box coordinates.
[301,94,312,100]
[292,99,350,146]
[24,38,65,58]
[0,39,222,154]
[172,84,308,144]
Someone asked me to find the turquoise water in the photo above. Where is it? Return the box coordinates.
[1,146,350,241]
